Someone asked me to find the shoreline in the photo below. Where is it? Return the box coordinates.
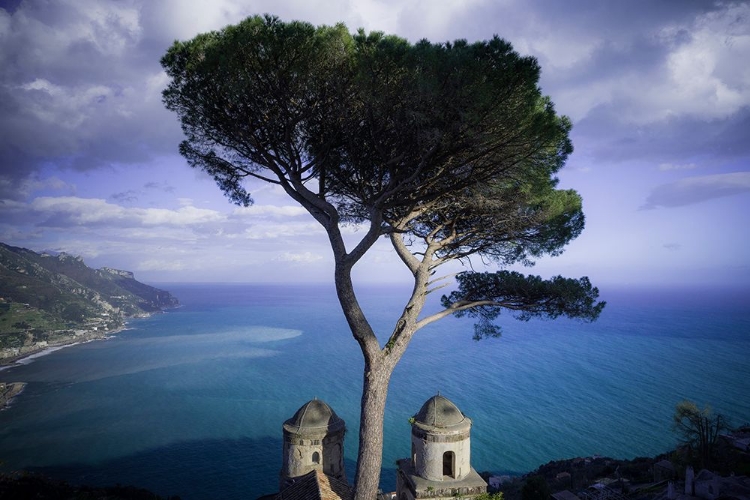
[0,306,173,370]
[0,326,127,371]
[0,306,175,410]
[0,327,124,410]
[0,381,27,410]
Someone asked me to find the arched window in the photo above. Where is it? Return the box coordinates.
[443,451,455,478]
[312,451,320,464]
[411,442,416,467]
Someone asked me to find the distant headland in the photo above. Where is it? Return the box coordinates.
[0,242,178,372]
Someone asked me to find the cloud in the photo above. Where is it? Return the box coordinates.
[110,190,139,203]
[137,258,187,271]
[140,205,225,225]
[0,192,329,266]
[523,2,750,166]
[574,105,750,166]
[1,0,749,285]
[641,172,750,209]
[144,181,175,193]
[233,205,308,218]
[0,0,182,197]
[660,3,750,121]
[242,221,321,240]
[275,251,324,263]
[663,243,681,251]
[531,2,750,123]
[2,0,748,189]
[658,162,697,171]
[110,182,177,204]
[22,196,225,227]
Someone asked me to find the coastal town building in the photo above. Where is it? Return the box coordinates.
[673,467,750,500]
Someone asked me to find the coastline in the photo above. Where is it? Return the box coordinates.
[0,325,126,371]
[0,305,177,370]
[0,306,176,410]
[0,317,145,410]
[0,381,27,410]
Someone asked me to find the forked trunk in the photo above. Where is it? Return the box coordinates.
[352,359,394,500]
[331,238,424,499]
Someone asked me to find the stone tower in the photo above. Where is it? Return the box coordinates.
[396,394,487,500]
[279,398,347,491]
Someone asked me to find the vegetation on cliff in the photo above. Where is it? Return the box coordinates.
[0,242,178,361]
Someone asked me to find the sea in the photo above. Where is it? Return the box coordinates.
[0,283,749,499]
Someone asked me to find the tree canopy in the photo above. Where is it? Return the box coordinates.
[162,15,605,499]
[673,400,729,469]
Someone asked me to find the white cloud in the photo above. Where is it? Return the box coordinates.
[27,196,226,227]
[18,78,116,129]
[660,3,750,121]
[0,0,183,188]
[275,251,324,263]
[242,221,321,240]
[514,29,600,73]
[140,206,224,225]
[31,196,125,223]
[345,0,402,33]
[544,3,750,125]
[142,0,255,42]
[233,205,308,218]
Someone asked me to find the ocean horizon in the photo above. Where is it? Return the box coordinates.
[1,282,749,499]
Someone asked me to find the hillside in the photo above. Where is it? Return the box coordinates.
[0,242,178,363]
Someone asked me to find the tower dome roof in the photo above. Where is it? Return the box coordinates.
[284,398,345,433]
[412,394,471,431]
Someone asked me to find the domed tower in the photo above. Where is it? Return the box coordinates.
[279,398,346,491]
[396,394,487,500]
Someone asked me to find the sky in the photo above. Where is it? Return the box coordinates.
[0,0,749,287]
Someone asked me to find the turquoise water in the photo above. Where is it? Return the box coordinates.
[0,283,749,499]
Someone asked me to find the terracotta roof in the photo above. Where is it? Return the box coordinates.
[276,470,352,500]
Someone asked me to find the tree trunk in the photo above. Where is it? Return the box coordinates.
[330,234,425,499]
[352,357,394,500]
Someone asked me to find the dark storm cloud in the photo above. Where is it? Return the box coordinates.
[575,106,750,166]
[458,1,750,167]
[1,0,748,200]
[0,1,183,199]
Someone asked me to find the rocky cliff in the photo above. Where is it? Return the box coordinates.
[0,242,178,363]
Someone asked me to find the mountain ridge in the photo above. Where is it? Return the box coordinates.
[0,242,178,363]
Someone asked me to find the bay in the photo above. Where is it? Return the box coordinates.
[0,283,748,499]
